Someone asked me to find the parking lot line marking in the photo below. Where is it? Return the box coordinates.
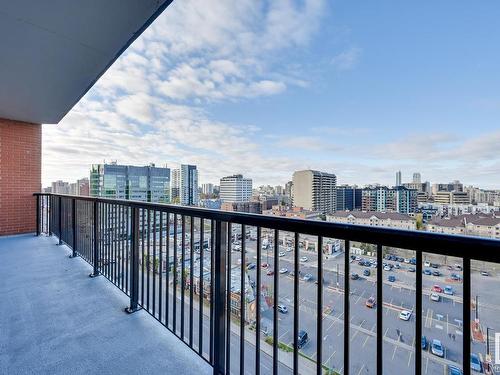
[337,328,344,337]
[435,324,443,330]
[350,328,360,342]
[425,357,429,374]
[384,327,389,337]
[407,350,412,367]
[392,345,398,360]
[363,335,370,347]
[357,364,365,375]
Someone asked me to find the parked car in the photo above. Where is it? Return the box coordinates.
[423,269,432,275]
[481,270,489,276]
[363,269,371,277]
[279,251,285,257]
[298,330,308,348]
[432,270,440,277]
[432,285,443,293]
[444,286,454,295]
[454,264,463,271]
[247,263,256,270]
[350,273,359,280]
[261,263,269,269]
[394,264,401,269]
[430,293,440,302]
[388,275,396,282]
[365,297,376,308]
[421,336,428,350]
[303,273,313,282]
[470,353,483,373]
[450,273,461,281]
[300,256,308,262]
[399,310,412,321]
[279,267,288,274]
[266,269,274,276]
[424,261,431,267]
[277,304,288,314]
[431,339,444,357]
[447,366,462,375]
[408,267,416,272]
[384,265,391,271]
[431,263,439,269]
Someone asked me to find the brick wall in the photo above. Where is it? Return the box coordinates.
[0,118,41,235]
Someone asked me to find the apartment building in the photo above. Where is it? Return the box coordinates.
[292,170,336,213]
[361,186,418,214]
[219,174,252,203]
[90,162,170,203]
[426,213,500,239]
[326,211,416,230]
[433,191,470,205]
[171,165,199,206]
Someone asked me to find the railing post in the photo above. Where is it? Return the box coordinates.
[69,198,78,258]
[36,194,40,236]
[213,220,227,375]
[90,200,100,278]
[125,206,141,313]
[58,196,63,245]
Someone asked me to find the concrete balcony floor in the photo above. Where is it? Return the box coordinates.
[0,234,212,375]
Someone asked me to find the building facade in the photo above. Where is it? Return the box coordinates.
[219,174,252,203]
[327,211,416,230]
[336,185,363,211]
[361,186,418,214]
[171,165,198,206]
[292,170,336,213]
[90,162,170,203]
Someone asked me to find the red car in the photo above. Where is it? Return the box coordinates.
[431,285,443,293]
[267,269,274,276]
[261,263,269,269]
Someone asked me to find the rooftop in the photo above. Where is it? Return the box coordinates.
[0,234,211,375]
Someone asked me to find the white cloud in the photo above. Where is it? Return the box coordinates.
[331,47,362,71]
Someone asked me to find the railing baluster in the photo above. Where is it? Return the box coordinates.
[415,250,422,375]
[173,213,178,334]
[181,215,186,341]
[273,229,279,375]
[58,196,62,245]
[256,227,262,375]
[190,215,194,347]
[166,212,171,329]
[153,210,157,317]
[344,240,350,375]
[213,220,227,375]
[376,244,383,375]
[159,211,163,323]
[226,222,232,374]
[317,236,323,375]
[70,198,77,258]
[293,232,299,375]
[36,194,40,236]
[199,217,204,356]
[210,219,215,365]
[125,206,141,314]
[147,209,151,311]
[240,224,246,375]
[463,257,471,375]
[90,200,99,278]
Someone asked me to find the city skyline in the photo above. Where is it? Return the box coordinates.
[42,1,500,189]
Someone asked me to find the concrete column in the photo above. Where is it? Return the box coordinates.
[0,118,41,235]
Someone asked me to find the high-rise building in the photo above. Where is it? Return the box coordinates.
[412,172,421,184]
[202,183,214,196]
[51,180,70,194]
[90,162,170,203]
[69,178,89,196]
[292,170,337,213]
[285,181,293,197]
[336,185,363,211]
[395,171,402,187]
[431,181,464,195]
[219,174,252,203]
[362,186,417,214]
[171,165,198,206]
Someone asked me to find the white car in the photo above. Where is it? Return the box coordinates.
[399,310,412,321]
[277,304,288,314]
[430,293,440,302]
[279,267,288,274]
[286,247,293,252]
[300,256,308,262]
[383,265,391,271]
[279,251,285,257]
[424,261,431,267]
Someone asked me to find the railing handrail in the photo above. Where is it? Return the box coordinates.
[34,192,500,261]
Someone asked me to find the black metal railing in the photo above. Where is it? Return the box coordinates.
[34,193,500,375]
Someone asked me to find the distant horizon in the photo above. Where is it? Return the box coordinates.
[42,1,500,190]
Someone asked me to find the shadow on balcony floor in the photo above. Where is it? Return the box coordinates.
[0,234,212,375]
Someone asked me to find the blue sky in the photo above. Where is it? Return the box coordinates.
[43,0,500,189]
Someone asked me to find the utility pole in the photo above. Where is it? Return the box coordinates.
[476,295,479,320]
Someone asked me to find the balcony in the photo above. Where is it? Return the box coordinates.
[0,233,211,375]
[4,193,492,374]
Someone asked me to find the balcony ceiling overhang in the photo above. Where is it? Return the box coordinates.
[0,0,173,124]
